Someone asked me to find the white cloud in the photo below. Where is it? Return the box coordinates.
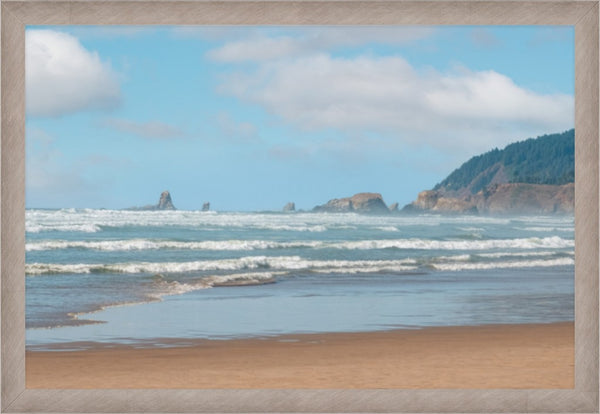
[101,118,184,139]
[206,27,434,62]
[26,30,121,117]
[216,53,574,154]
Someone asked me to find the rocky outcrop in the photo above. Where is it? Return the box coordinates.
[477,183,574,214]
[283,202,295,212]
[403,183,573,215]
[313,193,389,214]
[389,202,399,212]
[128,191,176,211]
[431,197,478,214]
[157,191,175,210]
[411,191,440,210]
[202,202,210,211]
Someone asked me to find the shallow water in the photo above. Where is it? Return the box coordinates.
[25,209,574,348]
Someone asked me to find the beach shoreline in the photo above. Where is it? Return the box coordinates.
[26,322,574,389]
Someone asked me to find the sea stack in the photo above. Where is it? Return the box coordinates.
[157,191,176,210]
[283,202,296,212]
[127,191,177,211]
[202,202,210,211]
[313,193,389,214]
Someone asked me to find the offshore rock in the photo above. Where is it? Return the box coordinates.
[202,202,210,211]
[128,190,176,211]
[283,202,296,212]
[157,191,176,210]
[388,202,399,212]
[313,193,389,214]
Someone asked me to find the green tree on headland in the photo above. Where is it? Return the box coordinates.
[434,129,574,194]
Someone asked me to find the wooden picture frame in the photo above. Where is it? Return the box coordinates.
[2,1,598,412]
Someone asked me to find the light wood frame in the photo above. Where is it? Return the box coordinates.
[1,1,598,412]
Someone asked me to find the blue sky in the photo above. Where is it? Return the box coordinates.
[25,26,574,210]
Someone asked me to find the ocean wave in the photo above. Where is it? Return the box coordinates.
[457,227,484,232]
[25,256,419,276]
[25,250,574,276]
[25,209,533,234]
[326,236,573,251]
[433,251,573,263]
[26,236,574,252]
[375,226,399,232]
[152,272,282,295]
[25,239,324,252]
[432,257,574,271]
[477,251,573,258]
[520,227,574,232]
[26,224,101,233]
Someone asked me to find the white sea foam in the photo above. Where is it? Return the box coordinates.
[432,257,574,271]
[326,236,573,251]
[26,223,102,233]
[25,250,574,276]
[25,256,418,276]
[375,226,399,232]
[477,251,573,258]
[25,208,533,234]
[151,272,280,296]
[25,239,324,252]
[26,236,574,252]
[457,227,484,232]
[521,227,574,232]
[433,251,573,263]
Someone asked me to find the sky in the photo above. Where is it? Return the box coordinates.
[25,25,574,210]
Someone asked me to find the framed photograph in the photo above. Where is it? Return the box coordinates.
[2,1,598,413]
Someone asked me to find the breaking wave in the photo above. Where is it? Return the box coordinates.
[432,257,574,271]
[26,236,574,252]
[25,256,419,276]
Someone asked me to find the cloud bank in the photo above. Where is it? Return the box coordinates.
[209,30,573,154]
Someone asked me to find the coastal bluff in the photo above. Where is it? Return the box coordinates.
[127,191,176,211]
[313,193,389,214]
[403,130,574,215]
[404,183,574,215]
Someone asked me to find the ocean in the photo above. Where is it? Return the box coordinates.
[25,209,574,350]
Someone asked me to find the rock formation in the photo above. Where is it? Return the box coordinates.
[313,193,389,214]
[403,183,573,215]
[157,191,175,210]
[283,202,295,212]
[388,202,399,212]
[202,202,210,211]
[477,183,574,214]
[402,130,575,215]
[128,190,176,211]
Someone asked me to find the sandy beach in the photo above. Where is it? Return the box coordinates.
[26,322,573,389]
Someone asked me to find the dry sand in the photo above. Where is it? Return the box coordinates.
[26,322,573,389]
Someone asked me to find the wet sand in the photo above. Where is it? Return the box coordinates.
[26,322,573,389]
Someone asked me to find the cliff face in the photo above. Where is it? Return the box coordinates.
[477,183,574,214]
[314,193,389,214]
[404,183,573,214]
